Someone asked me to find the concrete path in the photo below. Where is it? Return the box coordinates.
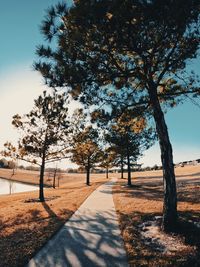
[26,178,128,267]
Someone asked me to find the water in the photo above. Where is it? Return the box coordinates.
[0,178,38,195]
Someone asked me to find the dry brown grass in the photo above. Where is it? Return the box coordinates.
[0,168,96,187]
[1,166,200,267]
[0,168,42,185]
[0,169,107,267]
[113,165,200,267]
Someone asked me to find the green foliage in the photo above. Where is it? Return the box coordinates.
[106,113,155,166]
[92,105,156,169]
[71,126,102,170]
[35,0,199,222]
[0,158,16,170]
[99,148,116,170]
[10,90,70,165]
[0,158,9,168]
[35,0,200,107]
[2,91,70,201]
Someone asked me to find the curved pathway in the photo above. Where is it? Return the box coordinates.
[26,178,128,267]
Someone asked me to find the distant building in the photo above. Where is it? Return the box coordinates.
[176,158,200,167]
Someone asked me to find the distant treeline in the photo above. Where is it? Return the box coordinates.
[0,158,16,169]
[0,157,162,173]
[66,165,163,174]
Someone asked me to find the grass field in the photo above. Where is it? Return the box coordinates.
[0,166,199,267]
[0,169,107,267]
[113,165,200,267]
[0,168,90,187]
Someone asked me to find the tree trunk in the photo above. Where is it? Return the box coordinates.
[106,167,109,179]
[57,175,60,187]
[148,85,177,232]
[53,167,57,188]
[121,156,124,179]
[86,157,90,185]
[39,154,45,202]
[86,166,90,185]
[127,147,132,186]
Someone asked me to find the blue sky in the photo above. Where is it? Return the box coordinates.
[0,1,199,168]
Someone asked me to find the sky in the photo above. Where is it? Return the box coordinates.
[0,1,200,169]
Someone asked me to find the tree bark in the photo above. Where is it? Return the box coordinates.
[57,175,60,187]
[106,167,109,179]
[86,167,90,185]
[121,156,124,179]
[148,85,177,232]
[86,157,90,185]
[127,147,132,186]
[39,153,46,202]
[53,167,57,188]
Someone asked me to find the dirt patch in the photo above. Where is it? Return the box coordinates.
[139,216,196,255]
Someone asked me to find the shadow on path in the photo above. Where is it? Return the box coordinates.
[27,180,128,267]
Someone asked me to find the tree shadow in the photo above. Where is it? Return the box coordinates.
[41,201,59,219]
[99,189,113,194]
[114,176,200,204]
[113,177,200,266]
[0,203,74,267]
[132,172,200,180]
[113,182,164,202]
[116,210,200,267]
[176,211,200,247]
[26,209,128,267]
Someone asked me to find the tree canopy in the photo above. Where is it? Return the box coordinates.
[71,126,102,185]
[6,91,70,201]
[105,109,155,185]
[35,0,200,230]
[35,0,200,106]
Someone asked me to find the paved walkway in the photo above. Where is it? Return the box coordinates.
[26,178,128,267]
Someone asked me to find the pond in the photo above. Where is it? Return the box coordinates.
[0,178,38,195]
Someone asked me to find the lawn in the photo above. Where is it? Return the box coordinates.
[113,165,200,267]
[0,169,107,267]
[0,168,77,187]
[0,166,199,267]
